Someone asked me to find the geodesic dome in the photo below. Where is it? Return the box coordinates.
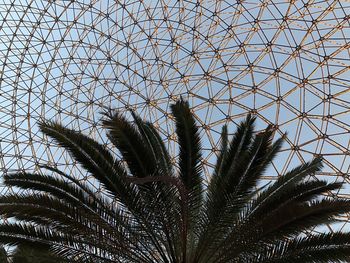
[0,0,350,231]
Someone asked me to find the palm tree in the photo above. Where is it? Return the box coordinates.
[0,99,349,262]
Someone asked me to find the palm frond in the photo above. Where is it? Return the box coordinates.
[0,222,139,263]
[170,98,202,193]
[248,180,343,221]
[254,232,350,263]
[102,110,183,261]
[196,117,282,262]
[219,198,350,262]
[39,121,172,259]
[170,98,204,260]
[38,121,132,201]
[101,111,156,179]
[202,115,255,227]
[130,111,173,176]
[247,157,323,219]
[4,172,122,226]
[212,124,228,181]
[258,199,350,241]
[111,111,184,261]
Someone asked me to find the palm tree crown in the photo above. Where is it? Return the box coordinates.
[0,99,349,262]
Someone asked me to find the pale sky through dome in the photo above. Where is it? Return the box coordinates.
[0,1,349,233]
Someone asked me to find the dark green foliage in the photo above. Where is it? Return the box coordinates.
[0,245,8,263]
[0,99,349,262]
[0,244,66,263]
[12,244,67,263]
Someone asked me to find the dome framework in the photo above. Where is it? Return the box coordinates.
[0,0,350,232]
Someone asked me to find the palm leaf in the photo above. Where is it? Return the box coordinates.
[170,98,203,261]
[38,121,134,202]
[247,157,323,219]
[101,111,157,179]
[196,117,282,262]
[39,121,171,260]
[255,232,350,263]
[130,112,182,260]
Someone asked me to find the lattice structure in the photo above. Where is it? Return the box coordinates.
[0,0,350,231]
